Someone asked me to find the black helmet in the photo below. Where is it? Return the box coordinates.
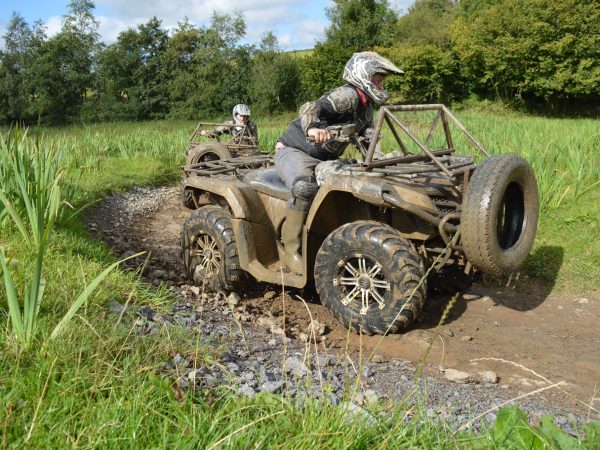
[343,52,404,105]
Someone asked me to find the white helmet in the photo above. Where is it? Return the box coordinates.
[342,52,404,105]
[232,104,251,123]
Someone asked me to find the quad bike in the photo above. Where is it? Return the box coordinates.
[181,121,260,208]
[180,104,539,335]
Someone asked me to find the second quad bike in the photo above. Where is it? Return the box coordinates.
[181,121,260,208]
[180,104,539,335]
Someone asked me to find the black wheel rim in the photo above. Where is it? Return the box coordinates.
[333,253,391,315]
[497,181,525,249]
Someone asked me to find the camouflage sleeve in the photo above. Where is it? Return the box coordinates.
[299,86,359,135]
[248,121,258,145]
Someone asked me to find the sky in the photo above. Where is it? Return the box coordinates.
[0,0,415,51]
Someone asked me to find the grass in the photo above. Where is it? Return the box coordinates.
[0,109,599,447]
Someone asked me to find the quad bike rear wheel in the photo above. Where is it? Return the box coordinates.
[181,143,233,208]
[314,221,427,335]
[461,155,539,275]
[181,206,247,292]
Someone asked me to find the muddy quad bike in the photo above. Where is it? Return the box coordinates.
[180,104,539,335]
[181,121,260,208]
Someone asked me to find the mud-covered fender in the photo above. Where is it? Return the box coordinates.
[184,176,269,224]
[305,175,436,230]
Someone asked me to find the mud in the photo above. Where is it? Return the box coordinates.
[86,186,600,422]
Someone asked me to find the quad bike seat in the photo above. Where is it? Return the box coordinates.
[243,168,290,201]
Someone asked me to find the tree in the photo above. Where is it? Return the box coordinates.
[94,17,169,120]
[250,32,301,114]
[451,0,600,104]
[0,13,35,122]
[395,0,458,47]
[325,0,398,50]
[22,0,100,124]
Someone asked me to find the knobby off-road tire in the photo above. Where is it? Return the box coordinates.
[314,221,427,335]
[461,155,539,275]
[181,206,247,292]
[181,143,233,208]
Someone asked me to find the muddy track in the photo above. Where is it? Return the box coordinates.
[86,186,600,429]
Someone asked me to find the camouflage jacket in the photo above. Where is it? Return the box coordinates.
[215,119,259,146]
[279,84,373,160]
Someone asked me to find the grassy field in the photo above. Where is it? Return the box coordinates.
[1,109,599,447]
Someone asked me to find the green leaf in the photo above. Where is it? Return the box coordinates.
[538,415,579,449]
[492,406,543,449]
[583,422,600,448]
[0,247,26,343]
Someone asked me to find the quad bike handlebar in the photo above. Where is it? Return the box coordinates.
[306,124,370,158]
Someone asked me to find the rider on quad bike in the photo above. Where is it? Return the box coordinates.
[275,52,404,274]
[201,104,259,147]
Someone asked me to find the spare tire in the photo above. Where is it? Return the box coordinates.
[461,155,539,275]
[187,142,232,165]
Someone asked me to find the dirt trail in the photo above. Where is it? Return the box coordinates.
[88,186,600,416]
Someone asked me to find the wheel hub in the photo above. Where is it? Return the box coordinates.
[358,276,371,290]
[336,253,391,315]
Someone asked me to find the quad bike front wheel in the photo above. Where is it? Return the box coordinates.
[461,155,539,275]
[181,206,247,292]
[181,143,233,208]
[314,221,427,335]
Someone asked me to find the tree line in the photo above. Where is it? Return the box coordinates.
[1,0,599,125]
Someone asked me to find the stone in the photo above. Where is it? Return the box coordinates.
[187,369,205,383]
[306,319,326,336]
[172,354,187,368]
[284,356,310,378]
[461,335,473,342]
[362,367,374,378]
[238,384,257,398]
[444,368,475,384]
[264,291,277,300]
[480,371,499,384]
[372,354,386,363]
[261,380,284,394]
[340,402,377,428]
[363,389,379,404]
[227,293,241,307]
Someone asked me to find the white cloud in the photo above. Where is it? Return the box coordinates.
[95,0,324,50]
[45,16,62,37]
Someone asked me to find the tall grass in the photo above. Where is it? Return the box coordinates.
[0,129,137,347]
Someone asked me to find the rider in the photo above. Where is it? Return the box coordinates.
[201,104,259,146]
[275,51,404,274]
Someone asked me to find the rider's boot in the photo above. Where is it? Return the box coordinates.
[281,208,307,275]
